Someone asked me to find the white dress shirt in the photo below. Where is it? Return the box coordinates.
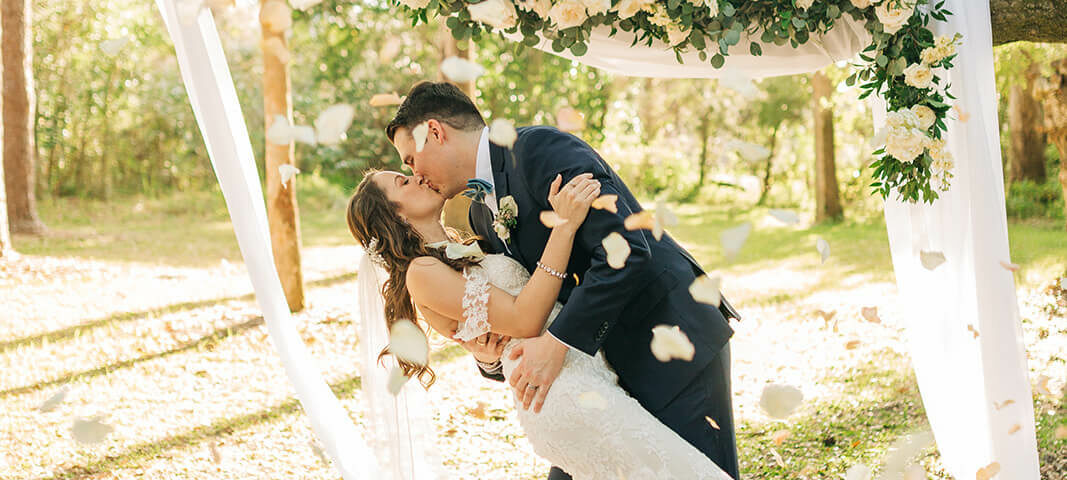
[473,126,498,216]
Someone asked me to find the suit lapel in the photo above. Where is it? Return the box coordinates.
[489,143,529,267]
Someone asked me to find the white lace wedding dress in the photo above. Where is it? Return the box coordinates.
[457,254,734,480]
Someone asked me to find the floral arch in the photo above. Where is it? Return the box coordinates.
[154,0,1040,478]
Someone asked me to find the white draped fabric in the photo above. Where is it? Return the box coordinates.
[154,2,379,478]
[511,15,871,78]
[522,2,1039,478]
[156,0,1039,478]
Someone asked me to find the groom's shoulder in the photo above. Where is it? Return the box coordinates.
[514,125,590,152]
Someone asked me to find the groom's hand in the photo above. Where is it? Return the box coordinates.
[507,333,568,413]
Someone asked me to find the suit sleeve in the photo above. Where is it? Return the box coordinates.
[512,128,654,356]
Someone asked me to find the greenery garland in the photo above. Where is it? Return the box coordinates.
[393,0,960,204]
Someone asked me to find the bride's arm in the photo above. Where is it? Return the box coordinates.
[408,174,599,339]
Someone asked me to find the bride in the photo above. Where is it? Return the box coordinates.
[346,169,733,479]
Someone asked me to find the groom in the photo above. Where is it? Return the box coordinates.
[386,81,741,480]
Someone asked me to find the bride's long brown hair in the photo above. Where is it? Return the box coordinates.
[346,169,481,387]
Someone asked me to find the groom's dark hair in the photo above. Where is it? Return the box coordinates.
[386,81,485,142]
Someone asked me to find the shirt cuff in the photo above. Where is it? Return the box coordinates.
[545,330,576,352]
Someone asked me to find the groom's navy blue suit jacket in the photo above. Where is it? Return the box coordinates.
[470,126,740,412]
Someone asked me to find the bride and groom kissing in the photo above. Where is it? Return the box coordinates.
[346,81,742,479]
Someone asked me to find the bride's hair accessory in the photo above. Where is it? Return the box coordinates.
[364,237,387,268]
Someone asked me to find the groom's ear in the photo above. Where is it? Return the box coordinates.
[425,119,446,145]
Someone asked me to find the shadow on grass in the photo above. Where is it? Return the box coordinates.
[42,344,467,480]
[0,272,356,354]
[736,350,939,479]
[1,315,266,398]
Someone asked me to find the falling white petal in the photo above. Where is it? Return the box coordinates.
[719,72,759,98]
[998,260,1020,272]
[556,107,586,132]
[539,211,570,228]
[278,164,300,188]
[815,237,831,264]
[720,223,751,260]
[388,320,429,366]
[592,194,618,213]
[1055,425,1067,439]
[768,209,800,225]
[759,384,803,419]
[440,57,485,83]
[266,115,294,146]
[445,242,485,261]
[602,232,630,269]
[861,306,881,324]
[920,250,946,270]
[650,324,695,362]
[727,139,772,162]
[903,464,928,480]
[880,430,934,478]
[209,441,223,463]
[39,385,71,413]
[705,416,720,429]
[369,93,403,107]
[72,416,114,444]
[412,122,429,153]
[489,118,518,148]
[379,37,403,64]
[689,274,722,307]
[387,366,411,395]
[577,391,608,410]
[1060,277,1067,290]
[975,462,1000,480]
[291,125,317,145]
[259,0,292,33]
[845,463,872,480]
[100,36,130,56]
[315,104,355,145]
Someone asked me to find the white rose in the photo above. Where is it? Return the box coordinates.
[911,105,935,130]
[903,63,933,89]
[850,0,871,8]
[517,0,551,18]
[581,0,611,15]
[468,0,518,29]
[666,25,690,46]
[398,0,430,9]
[887,109,921,129]
[920,46,942,65]
[795,0,814,10]
[548,1,589,29]
[614,0,651,19]
[885,127,926,163]
[493,222,510,241]
[875,0,914,35]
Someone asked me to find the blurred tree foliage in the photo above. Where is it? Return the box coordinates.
[28,0,1065,222]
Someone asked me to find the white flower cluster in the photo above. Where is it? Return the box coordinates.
[920,34,960,66]
[876,106,952,177]
[875,0,916,35]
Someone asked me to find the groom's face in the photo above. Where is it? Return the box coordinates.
[391,120,467,199]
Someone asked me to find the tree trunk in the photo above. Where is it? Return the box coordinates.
[691,114,712,198]
[261,0,305,312]
[438,32,475,237]
[1009,64,1048,183]
[2,0,44,234]
[812,71,843,223]
[756,126,779,206]
[1034,58,1067,231]
[990,0,1067,46]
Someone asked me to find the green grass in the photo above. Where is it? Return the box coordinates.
[12,173,352,268]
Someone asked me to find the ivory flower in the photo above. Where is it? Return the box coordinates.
[875,0,914,35]
[903,63,934,89]
[581,0,611,15]
[517,0,551,18]
[911,105,935,130]
[850,0,871,8]
[795,0,814,10]
[468,0,518,30]
[666,25,691,46]
[614,0,652,19]
[548,1,589,29]
[885,126,926,163]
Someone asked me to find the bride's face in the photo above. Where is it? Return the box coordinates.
[372,171,445,223]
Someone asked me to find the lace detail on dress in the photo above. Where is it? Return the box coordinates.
[456,265,491,342]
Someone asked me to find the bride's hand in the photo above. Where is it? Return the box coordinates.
[457,332,510,365]
[547,173,600,231]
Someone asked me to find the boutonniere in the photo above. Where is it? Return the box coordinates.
[493,196,518,243]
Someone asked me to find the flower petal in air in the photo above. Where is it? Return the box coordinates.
[315,104,355,145]
[72,416,114,444]
[387,366,411,395]
[650,324,695,362]
[759,384,803,419]
[441,57,485,83]
[919,250,945,270]
[412,122,429,152]
[591,194,618,213]
[602,232,630,269]
[278,164,301,188]
[689,274,722,307]
[539,211,570,228]
[489,118,518,148]
[389,319,429,366]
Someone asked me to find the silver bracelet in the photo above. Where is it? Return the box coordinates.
[536,261,567,280]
